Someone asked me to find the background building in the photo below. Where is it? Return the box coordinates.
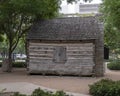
[79,4,100,14]
[60,0,101,16]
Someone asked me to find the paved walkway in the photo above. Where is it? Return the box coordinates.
[0,66,120,96]
[0,82,90,96]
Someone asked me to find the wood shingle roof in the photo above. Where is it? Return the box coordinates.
[27,16,103,40]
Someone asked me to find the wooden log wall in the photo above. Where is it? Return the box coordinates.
[28,42,95,76]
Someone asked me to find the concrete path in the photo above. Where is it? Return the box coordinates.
[0,82,90,96]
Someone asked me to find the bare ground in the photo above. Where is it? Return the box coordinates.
[0,68,120,95]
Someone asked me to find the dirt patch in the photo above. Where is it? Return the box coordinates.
[0,68,120,95]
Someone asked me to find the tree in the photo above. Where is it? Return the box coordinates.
[0,34,4,42]
[101,0,120,30]
[0,0,61,72]
[100,0,120,59]
[0,0,91,72]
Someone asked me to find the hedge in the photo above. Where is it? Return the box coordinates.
[89,79,120,96]
[107,60,120,70]
[0,62,26,68]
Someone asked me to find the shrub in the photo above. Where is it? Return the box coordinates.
[107,60,120,70]
[54,91,67,96]
[13,92,27,96]
[0,62,26,68]
[89,79,120,96]
[31,88,52,96]
[0,88,69,96]
[31,88,68,96]
[12,62,26,68]
[0,57,3,60]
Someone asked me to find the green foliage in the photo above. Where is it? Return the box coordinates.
[31,88,68,96]
[101,0,120,30]
[0,62,26,68]
[107,59,120,70]
[0,0,86,65]
[89,79,120,96]
[14,37,26,54]
[55,91,67,96]
[13,62,26,68]
[13,92,27,96]
[0,57,3,60]
[31,88,52,96]
[104,23,120,50]
[9,0,60,18]
[0,0,92,71]
[0,35,4,42]
[0,0,61,61]
[0,88,70,96]
[100,0,120,59]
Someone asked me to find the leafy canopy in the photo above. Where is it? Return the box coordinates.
[101,0,120,30]
[100,0,120,60]
[0,0,91,71]
[0,0,91,57]
[0,0,60,57]
[101,0,120,50]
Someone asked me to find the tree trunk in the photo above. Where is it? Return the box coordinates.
[2,58,12,72]
[2,42,13,72]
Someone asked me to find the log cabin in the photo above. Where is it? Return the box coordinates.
[27,16,104,76]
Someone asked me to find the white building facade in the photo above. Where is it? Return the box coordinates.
[79,4,100,14]
[60,0,101,15]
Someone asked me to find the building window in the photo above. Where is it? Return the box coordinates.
[53,46,67,63]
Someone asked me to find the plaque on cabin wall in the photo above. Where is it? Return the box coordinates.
[53,46,67,63]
